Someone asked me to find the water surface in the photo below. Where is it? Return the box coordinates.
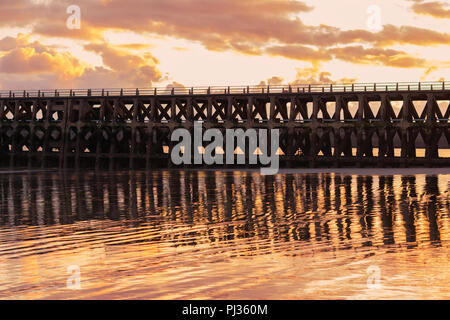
[0,169,448,299]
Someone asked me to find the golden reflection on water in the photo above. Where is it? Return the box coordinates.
[0,170,448,299]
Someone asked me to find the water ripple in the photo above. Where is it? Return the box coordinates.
[0,170,448,299]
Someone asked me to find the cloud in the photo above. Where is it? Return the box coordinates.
[421,65,439,80]
[332,24,450,47]
[4,1,450,50]
[258,76,285,86]
[267,76,284,86]
[265,45,331,62]
[290,66,357,85]
[263,44,431,69]
[165,81,186,90]
[329,46,428,68]
[76,42,163,87]
[0,36,24,51]
[410,0,450,19]
[0,36,163,89]
[0,35,85,80]
[172,47,188,52]
[0,0,449,89]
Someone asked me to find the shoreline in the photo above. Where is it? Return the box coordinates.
[275,167,450,175]
[1,167,450,175]
[188,167,450,175]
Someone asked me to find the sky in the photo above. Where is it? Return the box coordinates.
[0,0,449,89]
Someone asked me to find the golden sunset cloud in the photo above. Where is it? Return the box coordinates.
[0,0,449,89]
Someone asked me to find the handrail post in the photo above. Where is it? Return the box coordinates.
[419,82,421,90]
[267,85,269,94]
[171,87,174,95]
[352,83,354,92]
[154,88,157,95]
[136,88,139,96]
[120,88,123,96]
[308,84,311,93]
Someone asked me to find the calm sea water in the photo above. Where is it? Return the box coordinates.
[0,169,448,299]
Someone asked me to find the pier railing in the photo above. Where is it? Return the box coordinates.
[0,81,449,98]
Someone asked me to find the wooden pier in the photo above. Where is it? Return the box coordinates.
[0,81,449,169]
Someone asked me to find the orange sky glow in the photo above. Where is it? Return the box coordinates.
[0,0,449,89]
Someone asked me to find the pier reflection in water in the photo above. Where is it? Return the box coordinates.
[0,169,448,299]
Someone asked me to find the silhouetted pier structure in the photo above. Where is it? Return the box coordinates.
[0,81,449,169]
